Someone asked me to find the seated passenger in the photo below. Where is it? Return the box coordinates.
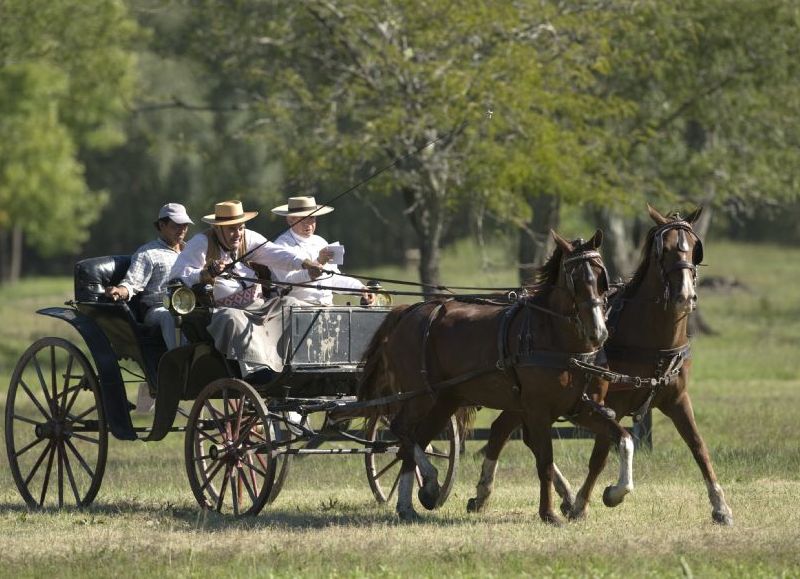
[170,199,323,381]
[270,196,374,305]
[105,202,194,350]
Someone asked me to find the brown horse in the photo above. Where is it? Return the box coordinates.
[359,230,634,524]
[467,205,733,525]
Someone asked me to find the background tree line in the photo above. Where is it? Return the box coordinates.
[1,0,798,286]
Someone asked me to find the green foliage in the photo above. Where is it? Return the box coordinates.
[0,0,138,261]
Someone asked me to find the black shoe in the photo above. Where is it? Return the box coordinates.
[244,368,275,384]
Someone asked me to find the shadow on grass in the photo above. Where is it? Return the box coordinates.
[0,498,490,531]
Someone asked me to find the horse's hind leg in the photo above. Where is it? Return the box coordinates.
[467,410,519,513]
[660,393,733,525]
[396,457,421,521]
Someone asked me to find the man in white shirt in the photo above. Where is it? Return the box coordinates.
[170,200,324,381]
[270,196,374,305]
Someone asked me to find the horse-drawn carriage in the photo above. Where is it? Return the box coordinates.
[4,255,460,516]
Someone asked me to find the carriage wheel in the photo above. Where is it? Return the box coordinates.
[185,378,277,516]
[5,337,108,509]
[364,414,460,509]
[265,412,292,505]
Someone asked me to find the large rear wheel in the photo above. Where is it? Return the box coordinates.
[185,378,276,516]
[364,414,460,508]
[5,337,108,508]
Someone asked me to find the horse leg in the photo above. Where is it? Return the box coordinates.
[411,397,460,510]
[569,434,612,520]
[396,457,421,521]
[572,405,635,509]
[467,410,520,514]
[520,416,563,526]
[660,394,733,525]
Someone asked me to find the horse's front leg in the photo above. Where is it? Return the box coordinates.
[569,434,612,520]
[521,416,563,526]
[660,393,733,525]
[396,457,420,522]
[572,402,634,511]
[467,410,520,514]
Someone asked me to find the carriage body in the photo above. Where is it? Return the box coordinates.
[5,255,460,514]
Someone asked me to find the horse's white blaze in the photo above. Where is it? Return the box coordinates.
[396,469,415,517]
[590,302,608,344]
[606,435,635,503]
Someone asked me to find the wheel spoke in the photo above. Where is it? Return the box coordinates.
[59,354,75,414]
[62,382,86,417]
[230,467,240,516]
[60,441,82,504]
[387,470,401,502]
[24,440,54,486]
[38,443,57,507]
[14,436,46,459]
[57,439,65,508]
[50,346,58,411]
[68,405,97,423]
[199,459,226,493]
[32,355,55,412]
[12,413,42,427]
[19,378,52,421]
[241,457,260,500]
[204,400,227,438]
[64,438,96,479]
[69,432,99,445]
[240,456,269,478]
[424,448,450,459]
[215,463,232,512]
[414,467,424,487]
[373,456,401,480]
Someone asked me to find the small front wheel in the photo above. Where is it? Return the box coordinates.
[185,378,276,516]
[5,337,108,509]
[364,414,460,508]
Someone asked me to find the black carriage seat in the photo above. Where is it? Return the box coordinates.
[73,256,166,387]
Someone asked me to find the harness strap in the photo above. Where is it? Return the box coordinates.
[419,300,452,395]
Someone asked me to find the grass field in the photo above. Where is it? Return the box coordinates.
[0,239,799,577]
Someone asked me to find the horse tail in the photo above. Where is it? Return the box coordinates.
[358,304,412,402]
[455,406,477,439]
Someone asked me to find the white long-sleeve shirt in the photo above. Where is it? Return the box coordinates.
[170,229,305,306]
[270,230,365,305]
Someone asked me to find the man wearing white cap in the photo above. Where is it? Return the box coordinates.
[106,202,194,350]
[271,196,374,306]
[170,199,324,381]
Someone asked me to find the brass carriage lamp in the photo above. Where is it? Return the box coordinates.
[164,283,197,316]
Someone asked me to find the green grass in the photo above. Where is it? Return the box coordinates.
[0,239,799,577]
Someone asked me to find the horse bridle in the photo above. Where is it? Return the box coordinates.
[557,249,609,338]
[652,220,704,307]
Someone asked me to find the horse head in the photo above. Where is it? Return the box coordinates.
[646,204,703,314]
[550,229,609,348]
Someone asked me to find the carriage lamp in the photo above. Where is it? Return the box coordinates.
[364,280,393,307]
[164,284,196,315]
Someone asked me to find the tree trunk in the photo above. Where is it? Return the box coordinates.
[401,186,443,298]
[10,225,22,283]
[518,193,560,286]
[593,207,638,283]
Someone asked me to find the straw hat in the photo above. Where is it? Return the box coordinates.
[271,196,334,217]
[202,200,258,226]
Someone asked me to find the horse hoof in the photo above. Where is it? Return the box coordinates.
[541,512,564,527]
[712,511,734,526]
[397,509,422,523]
[418,481,441,511]
[559,498,574,518]
[602,486,625,508]
[567,508,587,521]
[466,497,483,513]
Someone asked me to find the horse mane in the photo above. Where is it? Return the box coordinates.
[358,304,412,403]
[620,214,684,298]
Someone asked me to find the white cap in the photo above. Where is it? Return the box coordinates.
[157,203,194,225]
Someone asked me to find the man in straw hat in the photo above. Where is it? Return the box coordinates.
[270,196,374,306]
[170,199,324,381]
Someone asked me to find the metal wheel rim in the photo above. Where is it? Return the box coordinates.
[5,337,108,509]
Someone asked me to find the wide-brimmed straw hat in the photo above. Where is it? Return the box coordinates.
[202,200,258,226]
[271,196,334,217]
